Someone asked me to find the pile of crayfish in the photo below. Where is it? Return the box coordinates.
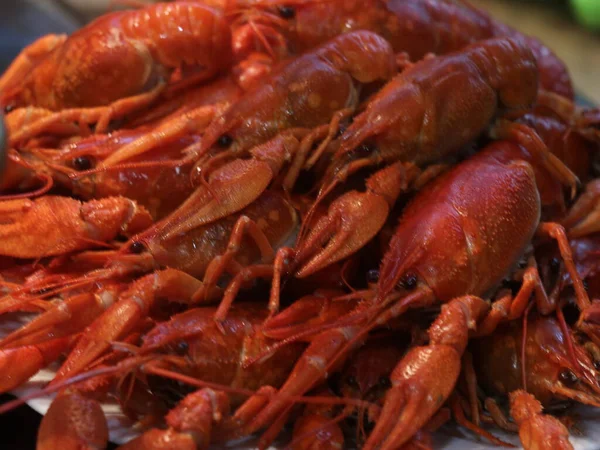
[2,0,600,449]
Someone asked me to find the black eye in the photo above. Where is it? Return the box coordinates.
[367,269,380,284]
[4,104,14,113]
[594,360,600,370]
[278,5,295,18]
[129,241,146,254]
[559,369,578,386]
[378,376,391,389]
[176,340,189,355]
[217,134,233,148]
[73,156,93,171]
[345,375,359,388]
[399,272,418,290]
[334,124,346,138]
[356,143,376,158]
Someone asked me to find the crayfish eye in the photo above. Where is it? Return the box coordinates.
[559,369,579,386]
[345,375,359,389]
[278,5,296,19]
[216,134,233,148]
[334,124,347,138]
[356,143,376,158]
[399,272,418,291]
[175,340,189,355]
[366,269,380,284]
[4,104,14,113]
[129,241,146,254]
[73,155,94,171]
[378,376,391,389]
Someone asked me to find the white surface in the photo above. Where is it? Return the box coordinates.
[3,317,600,449]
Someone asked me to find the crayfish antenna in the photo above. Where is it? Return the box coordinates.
[247,299,375,369]
[549,385,600,408]
[0,264,118,316]
[0,173,53,200]
[263,291,356,340]
[0,354,159,414]
[70,158,187,181]
[145,364,377,411]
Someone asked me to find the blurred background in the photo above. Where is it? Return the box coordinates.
[471,0,600,104]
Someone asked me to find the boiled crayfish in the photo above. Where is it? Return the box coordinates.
[1,1,600,450]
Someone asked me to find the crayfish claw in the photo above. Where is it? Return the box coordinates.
[37,392,109,450]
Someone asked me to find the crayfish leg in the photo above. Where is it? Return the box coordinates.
[561,180,600,238]
[491,120,579,198]
[449,394,514,447]
[241,325,364,437]
[198,214,275,302]
[0,287,121,349]
[8,82,165,146]
[476,264,551,336]
[363,296,489,450]
[51,269,203,384]
[537,222,590,311]
[117,388,230,450]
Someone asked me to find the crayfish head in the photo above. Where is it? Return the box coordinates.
[528,316,600,408]
[473,315,600,409]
